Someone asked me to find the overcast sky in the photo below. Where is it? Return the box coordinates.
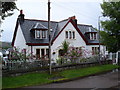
[1,0,103,42]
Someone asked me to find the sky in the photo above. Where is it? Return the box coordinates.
[1,0,103,42]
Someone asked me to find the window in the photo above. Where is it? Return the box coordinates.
[73,31,75,39]
[36,49,40,59]
[94,33,97,40]
[66,31,68,38]
[36,30,40,38]
[91,33,94,40]
[35,30,47,39]
[69,31,72,39]
[46,49,49,57]
[41,49,45,58]
[92,47,99,55]
[90,33,97,40]
[42,31,47,38]
[36,48,49,59]
[65,30,75,39]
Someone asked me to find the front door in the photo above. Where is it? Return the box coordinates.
[36,49,40,59]
[41,49,45,58]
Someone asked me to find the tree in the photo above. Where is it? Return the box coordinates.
[1,2,18,20]
[100,2,120,53]
[0,2,18,37]
[61,40,70,54]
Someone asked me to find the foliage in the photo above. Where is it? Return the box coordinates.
[67,47,82,63]
[2,64,119,89]
[100,31,118,52]
[9,47,31,61]
[1,2,18,20]
[58,45,92,64]
[0,56,2,63]
[58,41,92,64]
[56,57,64,65]
[80,58,87,63]
[87,55,99,62]
[61,40,70,54]
[100,2,120,52]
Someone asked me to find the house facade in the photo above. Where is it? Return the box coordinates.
[12,10,106,62]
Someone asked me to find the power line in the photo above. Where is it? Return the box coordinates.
[52,2,99,22]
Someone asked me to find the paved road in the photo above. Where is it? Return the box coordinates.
[24,69,120,89]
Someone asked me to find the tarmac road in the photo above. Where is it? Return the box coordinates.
[24,69,120,89]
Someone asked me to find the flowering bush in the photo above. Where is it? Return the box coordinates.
[9,47,31,61]
[58,41,92,64]
[67,47,82,63]
[68,47,82,57]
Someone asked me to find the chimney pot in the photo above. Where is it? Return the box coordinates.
[20,10,23,14]
[69,16,76,20]
[18,10,24,22]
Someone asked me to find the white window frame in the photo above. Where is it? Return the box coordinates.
[65,30,75,39]
[35,30,47,39]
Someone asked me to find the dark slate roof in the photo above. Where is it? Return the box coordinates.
[52,19,69,40]
[77,24,99,44]
[77,24,97,34]
[18,18,99,45]
[19,19,58,44]
[32,22,48,30]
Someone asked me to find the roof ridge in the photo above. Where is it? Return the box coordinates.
[25,19,58,23]
[59,16,77,22]
[32,22,48,29]
[59,18,69,22]
[77,24,92,26]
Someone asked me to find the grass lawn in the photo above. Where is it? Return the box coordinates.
[2,64,120,89]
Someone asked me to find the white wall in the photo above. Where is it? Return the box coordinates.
[14,22,106,62]
[51,22,106,62]
[86,45,106,57]
[51,22,87,62]
[14,25,29,52]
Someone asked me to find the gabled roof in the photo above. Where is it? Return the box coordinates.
[32,22,48,30]
[12,16,100,46]
[77,24,97,34]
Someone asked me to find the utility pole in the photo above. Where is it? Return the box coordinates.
[48,0,52,74]
[98,16,102,64]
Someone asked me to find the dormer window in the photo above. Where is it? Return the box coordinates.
[36,30,40,38]
[90,33,97,40]
[35,30,47,39]
[94,33,97,40]
[31,22,48,39]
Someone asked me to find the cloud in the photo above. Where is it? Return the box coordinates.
[1,1,102,42]
[17,0,103,3]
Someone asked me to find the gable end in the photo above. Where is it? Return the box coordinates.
[12,19,19,46]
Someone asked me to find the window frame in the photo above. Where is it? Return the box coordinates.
[72,31,75,39]
[35,30,47,39]
[65,31,68,39]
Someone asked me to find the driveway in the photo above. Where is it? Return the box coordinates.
[24,69,120,89]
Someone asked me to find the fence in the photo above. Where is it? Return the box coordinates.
[2,55,112,76]
[2,59,49,75]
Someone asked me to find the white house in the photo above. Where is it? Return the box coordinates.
[12,10,106,62]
